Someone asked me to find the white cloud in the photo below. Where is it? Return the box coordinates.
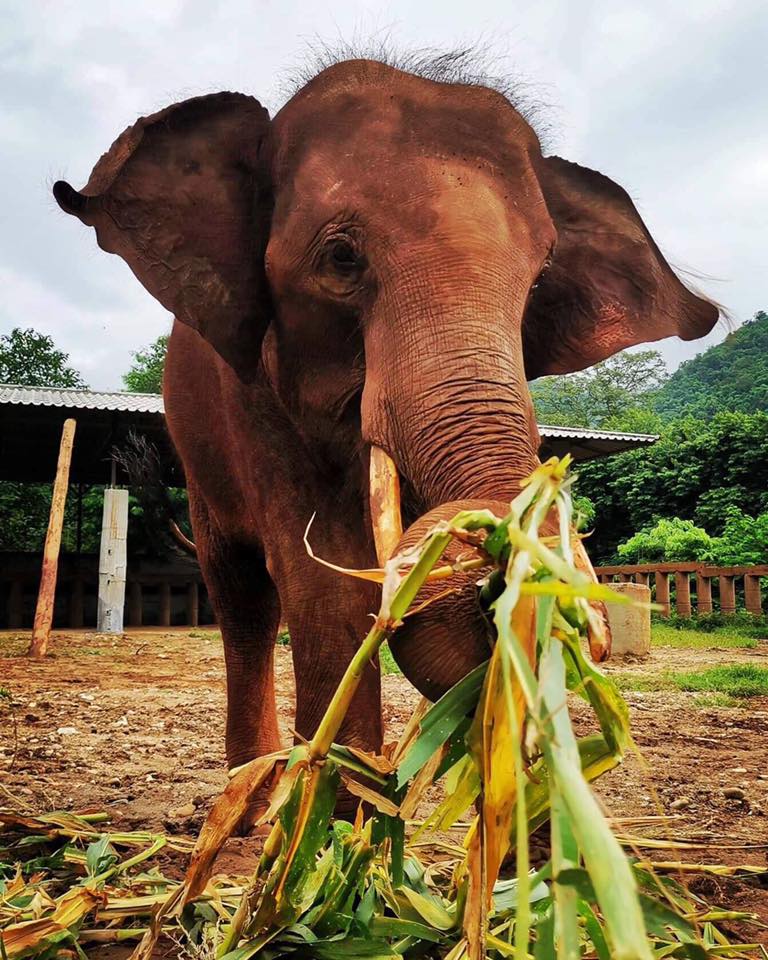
[1,0,766,384]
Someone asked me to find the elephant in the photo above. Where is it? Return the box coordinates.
[53,57,717,805]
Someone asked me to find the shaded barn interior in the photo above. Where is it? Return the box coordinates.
[0,385,658,630]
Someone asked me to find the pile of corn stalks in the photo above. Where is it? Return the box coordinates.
[2,458,765,959]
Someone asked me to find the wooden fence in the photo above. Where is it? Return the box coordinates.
[594,563,767,617]
[1,553,211,630]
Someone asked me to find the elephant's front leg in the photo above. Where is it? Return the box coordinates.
[281,565,383,775]
[189,491,282,770]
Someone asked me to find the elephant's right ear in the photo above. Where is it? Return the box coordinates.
[53,92,272,381]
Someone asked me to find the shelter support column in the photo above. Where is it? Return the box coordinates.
[97,487,129,634]
[696,573,712,615]
[29,418,76,657]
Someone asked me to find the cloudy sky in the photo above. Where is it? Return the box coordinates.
[2,0,765,389]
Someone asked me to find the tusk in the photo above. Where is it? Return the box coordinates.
[369,446,403,565]
[573,538,612,663]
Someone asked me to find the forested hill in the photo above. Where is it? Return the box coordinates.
[654,310,768,420]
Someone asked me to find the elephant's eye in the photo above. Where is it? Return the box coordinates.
[328,238,361,271]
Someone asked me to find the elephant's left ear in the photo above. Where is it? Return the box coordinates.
[523,155,719,379]
[53,92,272,381]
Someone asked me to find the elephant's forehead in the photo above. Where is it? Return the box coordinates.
[272,60,537,186]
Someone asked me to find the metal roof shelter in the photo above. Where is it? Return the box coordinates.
[0,384,658,485]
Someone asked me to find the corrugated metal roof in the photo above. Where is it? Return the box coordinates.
[0,384,164,414]
[537,423,658,443]
[0,384,658,444]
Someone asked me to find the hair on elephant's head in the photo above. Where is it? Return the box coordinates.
[55,57,717,689]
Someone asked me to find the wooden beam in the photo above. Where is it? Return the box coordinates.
[97,487,129,634]
[674,572,691,617]
[696,574,713,615]
[128,581,143,627]
[745,575,762,616]
[186,581,199,627]
[159,582,172,627]
[719,575,736,616]
[28,418,76,657]
[655,572,670,618]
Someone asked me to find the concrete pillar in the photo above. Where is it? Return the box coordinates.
[654,572,670,617]
[605,582,652,658]
[97,488,129,634]
[159,582,172,627]
[635,572,650,588]
[719,575,736,616]
[696,574,712,615]
[675,572,691,617]
[745,575,762,616]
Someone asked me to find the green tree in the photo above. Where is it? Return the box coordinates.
[530,350,668,428]
[574,412,768,562]
[710,507,768,566]
[654,311,768,419]
[616,518,714,563]
[123,334,169,393]
[0,327,85,387]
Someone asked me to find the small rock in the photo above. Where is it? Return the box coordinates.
[670,797,692,811]
[56,726,79,736]
[114,716,128,727]
[723,787,746,801]
[730,767,747,774]
[79,693,95,702]
[168,801,197,819]
[108,777,122,787]
[24,713,40,723]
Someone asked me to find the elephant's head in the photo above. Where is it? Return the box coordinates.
[54,60,717,698]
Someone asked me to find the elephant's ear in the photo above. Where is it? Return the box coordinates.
[53,92,272,381]
[523,155,719,379]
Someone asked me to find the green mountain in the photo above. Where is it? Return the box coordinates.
[654,310,768,420]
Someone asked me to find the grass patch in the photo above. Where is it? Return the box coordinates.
[379,641,401,675]
[614,673,672,693]
[669,664,768,699]
[651,623,758,650]
[615,665,768,702]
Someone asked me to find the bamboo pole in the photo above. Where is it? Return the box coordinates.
[28,418,77,657]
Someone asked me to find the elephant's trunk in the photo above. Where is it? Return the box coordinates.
[368,449,610,701]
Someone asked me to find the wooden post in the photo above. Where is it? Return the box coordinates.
[159,582,172,627]
[674,572,691,617]
[655,571,670,617]
[719,575,736,616]
[745,575,762,616]
[186,581,199,628]
[696,573,713,615]
[70,579,84,628]
[97,487,129,634]
[128,581,143,627]
[9,580,24,629]
[29,418,76,657]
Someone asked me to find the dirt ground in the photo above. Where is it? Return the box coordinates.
[2,628,768,941]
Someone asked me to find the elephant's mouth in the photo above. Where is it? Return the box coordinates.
[367,444,611,701]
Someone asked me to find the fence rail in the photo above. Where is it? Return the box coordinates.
[594,563,768,617]
[1,553,211,630]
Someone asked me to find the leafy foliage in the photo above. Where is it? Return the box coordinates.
[654,311,768,419]
[0,327,85,387]
[617,518,714,563]
[574,412,768,561]
[122,334,168,394]
[530,350,668,429]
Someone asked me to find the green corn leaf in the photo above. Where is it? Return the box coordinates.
[395,662,488,788]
